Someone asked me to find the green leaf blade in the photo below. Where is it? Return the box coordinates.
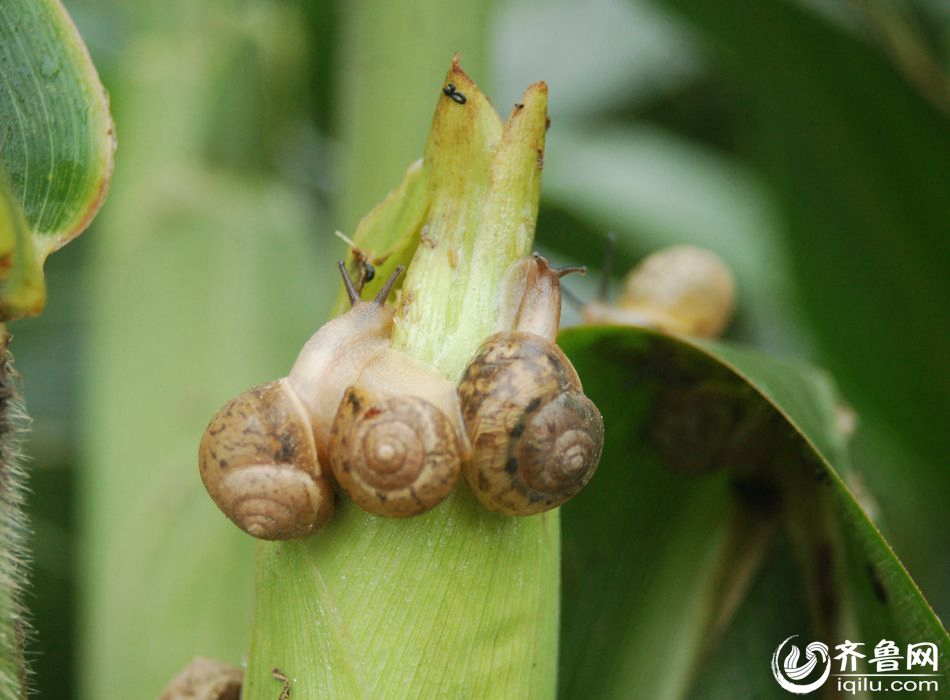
[558,325,949,699]
[0,0,114,253]
[331,158,430,318]
[653,0,950,622]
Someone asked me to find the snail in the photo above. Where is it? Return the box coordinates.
[457,254,604,515]
[198,380,333,540]
[198,263,403,540]
[581,244,736,338]
[328,325,467,518]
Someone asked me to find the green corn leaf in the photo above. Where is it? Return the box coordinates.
[0,0,114,319]
[330,158,429,318]
[653,0,950,623]
[559,325,949,699]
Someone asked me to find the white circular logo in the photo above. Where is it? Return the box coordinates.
[771,635,831,694]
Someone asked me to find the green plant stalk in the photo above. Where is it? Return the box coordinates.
[0,335,30,700]
[0,180,38,700]
[79,2,332,696]
[244,67,559,698]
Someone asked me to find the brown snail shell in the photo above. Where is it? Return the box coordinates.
[198,379,334,539]
[457,332,604,515]
[582,245,736,338]
[329,386,463,517]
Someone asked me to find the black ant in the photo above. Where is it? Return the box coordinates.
[362,261,375,283]
[442,82,466,105]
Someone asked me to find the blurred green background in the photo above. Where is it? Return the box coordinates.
[9,0,949,696]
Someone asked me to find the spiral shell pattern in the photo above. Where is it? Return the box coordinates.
[458,332,604,515]
[329,386,462,517]
[198,380,334,540]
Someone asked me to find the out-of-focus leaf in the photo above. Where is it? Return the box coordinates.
[81,167,330,700]
[654,0,950,620]
[541,124,807,355]
[685,532,814,698]
[77,2,332,696]
[0,0,114,252]
[559,325,949,699]
[543,125,778,271]
[493,0,700,114]
[336,1,495,233]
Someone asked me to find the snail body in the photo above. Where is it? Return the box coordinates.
[285,293,394,465]
[457,255,604,515]
[198,265,403,539]
[582,245,735,338]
